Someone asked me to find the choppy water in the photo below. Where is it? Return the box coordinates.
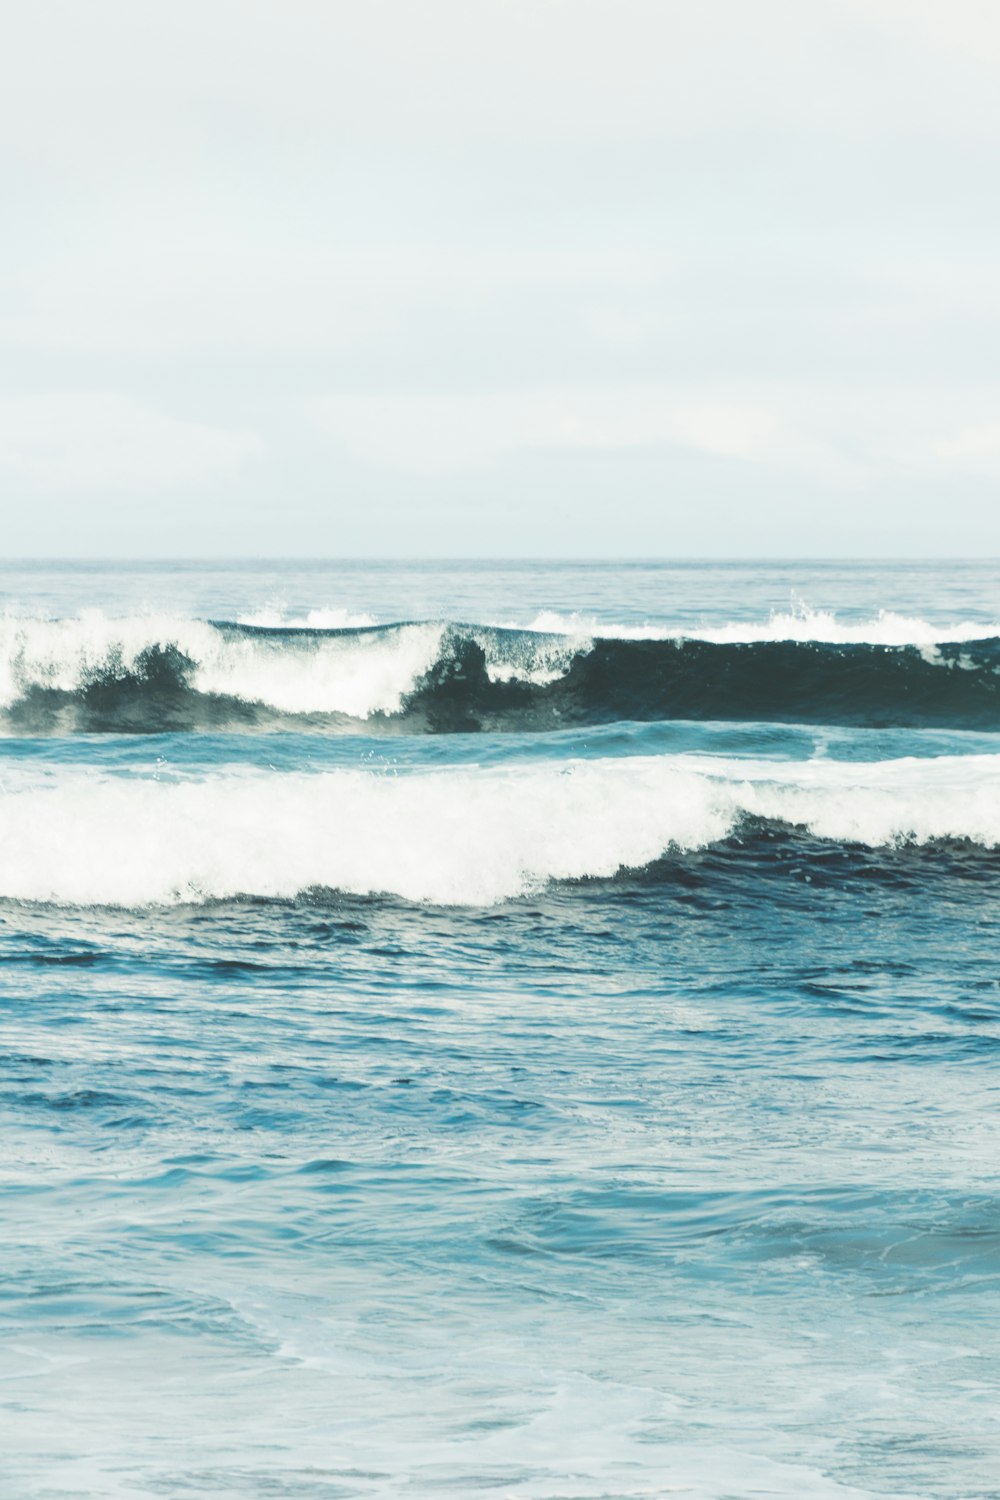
[2,559,999,1499]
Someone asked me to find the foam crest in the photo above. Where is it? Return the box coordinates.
[0,613,445,718]
[236,607,378,629]
[2,753,999,908]
[477,628,583,686]
[196,623,445,717]
[0,611,208,709]
[4,611,1000,735]
[516,606,1000,645]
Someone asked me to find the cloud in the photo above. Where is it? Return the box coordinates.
[933,420,1000,472]
[845,0,1000,63]
[3,0,998,180]
[314,382,1000,492]
[0,394,262,491]
[2,237,666,357]
[2,2,999,552]
[312,387,814,472]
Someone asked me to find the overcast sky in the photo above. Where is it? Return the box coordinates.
[3,0,1000,556]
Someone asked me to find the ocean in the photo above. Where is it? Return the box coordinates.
[1,558,999,1499]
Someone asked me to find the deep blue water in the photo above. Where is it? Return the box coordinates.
[2,560,999,1499]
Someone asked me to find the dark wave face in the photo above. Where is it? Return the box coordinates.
[630,815,1000,895]
[3,619,1000,734]
[401,633,1000,734]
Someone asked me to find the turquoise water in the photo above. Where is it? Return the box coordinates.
[2,560,999,1498]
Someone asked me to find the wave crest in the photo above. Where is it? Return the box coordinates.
[2,613,1000,734]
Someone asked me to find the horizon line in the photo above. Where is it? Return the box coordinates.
[4,555,999,567]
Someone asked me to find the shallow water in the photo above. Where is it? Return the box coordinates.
[2,560,999,1498]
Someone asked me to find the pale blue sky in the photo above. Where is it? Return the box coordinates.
[3,0,1000,556]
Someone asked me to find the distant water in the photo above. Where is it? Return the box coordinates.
[2,559,999,1499]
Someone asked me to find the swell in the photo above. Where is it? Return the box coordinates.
[2,617,1000,734]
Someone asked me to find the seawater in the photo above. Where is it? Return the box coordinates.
[1,559,999,1499]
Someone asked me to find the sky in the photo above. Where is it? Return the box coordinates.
[2,0,1000,557]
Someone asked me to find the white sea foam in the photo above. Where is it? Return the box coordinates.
[0,613,445,718]
[478,630,584,686]
[0,612,583,717]
[2,753,998,908]
[236,607,379,629]
[512,606,1000,645]
[235,608,581,685]
[192,622,446,718]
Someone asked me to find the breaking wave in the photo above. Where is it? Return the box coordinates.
[2,612,1000,734]
[506,606,1000,646]
[2,752,1000,907]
